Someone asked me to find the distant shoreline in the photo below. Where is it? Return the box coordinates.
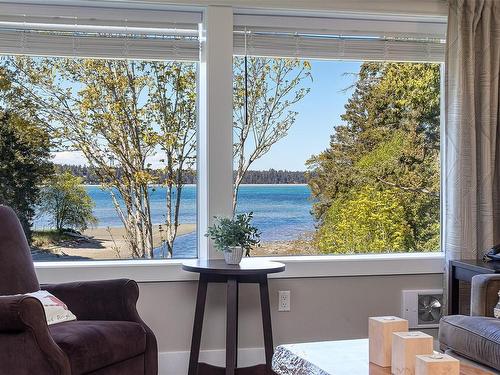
[59,164,309,185]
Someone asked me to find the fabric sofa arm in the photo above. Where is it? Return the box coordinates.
[42,279,142,322]
[0,295,44,332]
[471,274,500,317]
[0,295,71,374]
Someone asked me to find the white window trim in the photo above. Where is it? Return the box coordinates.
[197,5,234,260]
[14,4,446,283]
[35,252,444,284]
[0,2,203,25]
[233,13,447,39]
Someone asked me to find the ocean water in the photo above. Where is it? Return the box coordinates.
[34,184,316,258]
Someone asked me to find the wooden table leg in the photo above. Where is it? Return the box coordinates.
[188,274,208,375]
[235,278,239,367]
[226,277,238,375]
[259,275,274,373]
[448,263,459,315]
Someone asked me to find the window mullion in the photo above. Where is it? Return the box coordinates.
[197,5,234,260]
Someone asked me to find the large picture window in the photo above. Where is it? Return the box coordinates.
[232,27,443,256]
[0,5,447,267]
[0,7,200,261]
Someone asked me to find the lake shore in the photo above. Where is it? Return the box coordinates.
[31,227,318,260]
[252,235,317,256]
[33,224,196,260]
[32,184,316,260]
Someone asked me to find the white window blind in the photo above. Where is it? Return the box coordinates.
[234,14,446,62]
[0,3,201,61]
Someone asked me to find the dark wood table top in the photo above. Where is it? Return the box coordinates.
[450,259,500,273]
[182,259,285,276]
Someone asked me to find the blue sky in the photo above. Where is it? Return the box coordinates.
[52,60,362,171]
[251,60,361,171]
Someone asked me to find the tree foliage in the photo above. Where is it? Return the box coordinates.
[307,62,441,254]
[0,112,53,239]
[0,66,53,240]
[39,171,97,232]
[4,54,312,256]
[315,186,412,253]
[6,57,196,258]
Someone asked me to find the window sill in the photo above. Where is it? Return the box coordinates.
[34,252,444,284]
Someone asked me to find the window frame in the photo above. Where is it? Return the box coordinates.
[0,4,203,262]
[35,252,444,283]
[3,4,446,282]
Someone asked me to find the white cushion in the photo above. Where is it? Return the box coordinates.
[25,290,77,325]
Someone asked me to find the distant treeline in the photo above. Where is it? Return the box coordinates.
[240,169,307,184]
[56,164,308,185]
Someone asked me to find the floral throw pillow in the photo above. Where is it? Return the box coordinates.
[25,290,77,325]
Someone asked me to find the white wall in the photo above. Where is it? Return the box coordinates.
[137,273,443,372]
[108,0,448,17]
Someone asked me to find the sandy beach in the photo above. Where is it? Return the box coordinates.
[31,224,320,260]
[252,238,318,256]
[32,226,320,260]
[35,224,196,260]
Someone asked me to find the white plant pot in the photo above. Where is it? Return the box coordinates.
[223,246,244,265]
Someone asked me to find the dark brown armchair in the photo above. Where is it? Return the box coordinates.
[0,206,158,375]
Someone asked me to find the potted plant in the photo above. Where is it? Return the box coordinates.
[205,212,261,265]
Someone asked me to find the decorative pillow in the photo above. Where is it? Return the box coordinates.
[25,290,77,325]
[495,291,500,319]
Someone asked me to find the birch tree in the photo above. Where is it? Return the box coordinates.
[233,57,312,212]
[6,57,196,258]
[147,63,197,256]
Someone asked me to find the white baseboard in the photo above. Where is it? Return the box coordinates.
[159,347,265,375]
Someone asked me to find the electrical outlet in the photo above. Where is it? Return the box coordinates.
[278,291,290,312]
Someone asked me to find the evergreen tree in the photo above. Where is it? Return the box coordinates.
[0,111,53,239]
[307,62,441,253]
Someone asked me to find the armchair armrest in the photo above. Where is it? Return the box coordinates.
[471,274,500,317]
[42,279,142,322]
[0,295,70,374]
[0,295,38,332]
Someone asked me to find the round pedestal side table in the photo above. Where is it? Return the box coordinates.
[182,259,285,375]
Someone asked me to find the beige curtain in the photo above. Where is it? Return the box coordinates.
[445,0,500,266]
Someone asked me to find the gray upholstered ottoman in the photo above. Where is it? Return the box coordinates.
[439,315,500,371]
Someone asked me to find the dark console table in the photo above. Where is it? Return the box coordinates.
[183,259,285,375]
[448,259,500,314]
